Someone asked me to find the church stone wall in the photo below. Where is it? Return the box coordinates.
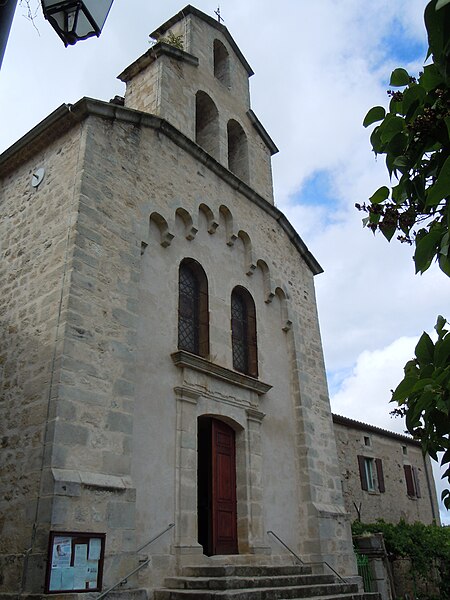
[0,125,83,592]
[70,110,355,580]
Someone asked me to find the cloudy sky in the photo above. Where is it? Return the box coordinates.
[1,0,448,522]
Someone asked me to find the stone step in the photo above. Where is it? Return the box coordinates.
[277,595,380,600]
[98,589,148,600]
[154,582,359,600]
[164,574,336,590]
[181,565,313,578]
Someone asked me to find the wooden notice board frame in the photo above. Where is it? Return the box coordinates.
[45,531,106,594]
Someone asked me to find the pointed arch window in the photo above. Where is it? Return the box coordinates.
[178,259,209,357]
[231,286,257,377]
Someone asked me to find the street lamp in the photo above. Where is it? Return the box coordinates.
[41,0,114,46]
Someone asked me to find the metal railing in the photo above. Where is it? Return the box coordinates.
[267,530,347,584]
[97,523,175,600]
[355,550,374,592]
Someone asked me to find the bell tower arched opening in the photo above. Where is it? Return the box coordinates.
[195,91,220,160]
[227,119,249,183]
[213,39,230,87]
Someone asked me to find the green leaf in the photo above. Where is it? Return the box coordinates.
[436,0,450,9]
[379,115,405,144]
[392,375,418,402]
[439,254,450,276]
[435,335,450,368]
[393,156,410,169]
[380,220,397,241]
[415,332,435,365]
[369,186,390,204]
[435,315,447,336]
[414,229,442,273]
[363,106,386,127]
[402,85,427,120]
[425,0,449,60]
[419,63,444,92]
[426,155,450,206]
[390,68,410,87]
[387,132,408,157]
[370,126,384,154]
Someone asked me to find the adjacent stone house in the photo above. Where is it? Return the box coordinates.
[332,414,440,525]
[1,5,371,598]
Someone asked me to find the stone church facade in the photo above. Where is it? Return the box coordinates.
[1,6,360,597]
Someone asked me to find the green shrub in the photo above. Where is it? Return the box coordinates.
[352,520,450,598]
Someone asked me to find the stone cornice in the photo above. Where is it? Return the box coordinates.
[247,110,278,156]
[118,42,199,83]
[0,97,323,275]
[171,350,271,396]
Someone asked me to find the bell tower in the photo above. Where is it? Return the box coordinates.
[118,5,278,204]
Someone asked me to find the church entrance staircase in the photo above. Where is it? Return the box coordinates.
[153,564,381,600]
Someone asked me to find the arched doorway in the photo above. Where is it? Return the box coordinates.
[197,416,238,555]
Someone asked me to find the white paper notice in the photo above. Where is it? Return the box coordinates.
[88,538,101,561]
[52,537,71,569]
[74,544,88,567]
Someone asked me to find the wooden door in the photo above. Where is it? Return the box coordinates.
[211,419,238,555]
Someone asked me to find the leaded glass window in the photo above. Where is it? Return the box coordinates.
[231,292,247,373]
[231,287,257,377]
[178,259,209,357]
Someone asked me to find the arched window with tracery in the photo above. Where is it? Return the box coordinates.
[231,286,257,377]
[178,259,209,357]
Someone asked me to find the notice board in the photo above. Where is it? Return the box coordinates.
[45,531,106,593]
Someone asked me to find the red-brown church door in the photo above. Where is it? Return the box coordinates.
[211,418,238,555]
[197,417,238,555]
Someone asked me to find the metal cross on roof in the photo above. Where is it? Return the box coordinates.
[214,6,224,23]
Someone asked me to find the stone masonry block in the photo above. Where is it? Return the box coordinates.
[107,501,135,529]
[107,410,133,435]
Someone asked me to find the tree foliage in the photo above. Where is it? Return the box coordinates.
[352,519,450,597]
[356,0,450,276]
[358,0,450,511]
[391,316,450,508]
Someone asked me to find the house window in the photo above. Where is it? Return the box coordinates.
[357,455,385,493]
[402,445,408,456]
[404,464,421,498]
[231,286,257,377]
[364,436,371,447]
[178,259,209,357]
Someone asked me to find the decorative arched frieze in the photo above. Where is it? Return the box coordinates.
[219,204,238,246]
[198,203,219,234]
[175,207,198,241]
[256,259,275,303]
[149,211,174,248]
[237,230,256,276]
